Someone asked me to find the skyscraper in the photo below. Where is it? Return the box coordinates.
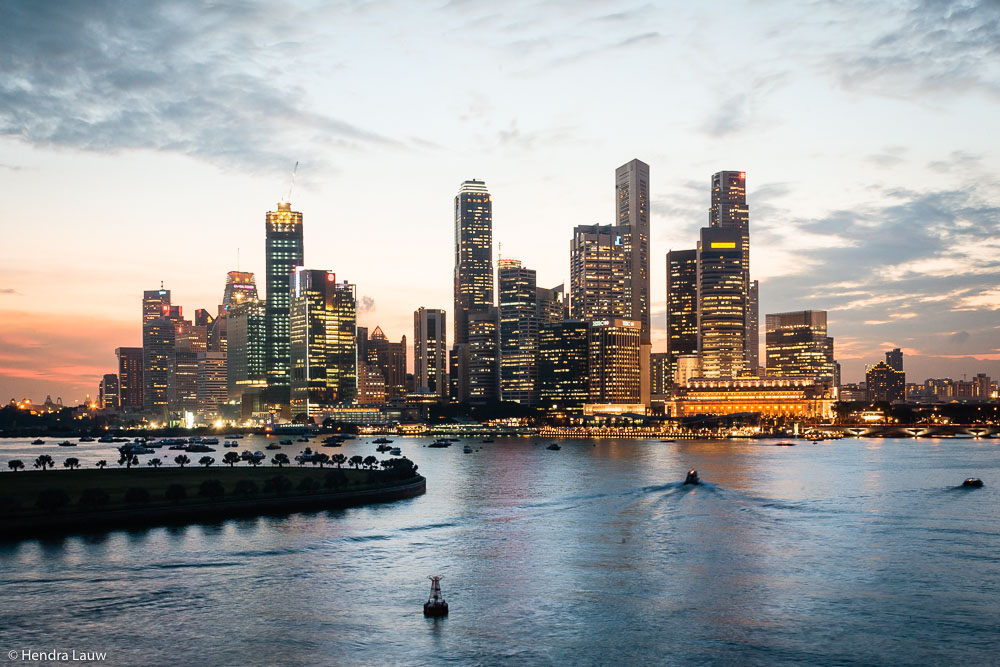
[99,373,119,410]
[115,346,143,410]
[365,326,407,400]
[536,284,568,325]
[467,307,500,403]
[498,259,539,405]
[886,348,903,372]
[709,170,753,371]
[666,249,699,385]
[866,361,905,402]
[142,288,171,324]
[570,223,628,321]
[697,227,745,378]
[616,159,651,406]
[588,318,641,404]
[227,299,266,402]
[172,319,206,415]
[539,320,590,413]
[222,271,259,309]
[765,310,835,381]
[453,179,494,346]
[265,200,304,406]
[142,315,175,419]
[414,308,447,398]
[196,351,227,415]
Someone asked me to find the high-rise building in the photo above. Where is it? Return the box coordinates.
[588,318,641,404]
[697,227,745,378]
[615,159,652,407]
[222,271,259,310]
[172,320,206,415]
[765,311,836,382]
[498,259,538,405]
[99,373,119,410]
[536,284,568,325]
[709,170,753,371]
[866,361,905,402]
[650,352,670,397]
[538,320,590,413]
[289,269,357,417]
[357,360,388,404]
[747,280,760,374]
[196,351,227,415]
[570,223,629,321]
[886,348,903,372]
[227,299,266,402]
[453,179,494,346]
[449,343,469,402]
[365,327,407,400]
[115,346,143,410]
[265,200,304,406]
[142,315,175,419]
[467,307,500,403]
[666,249,699,385]
[414,308,447,398]
[142,288,171,324]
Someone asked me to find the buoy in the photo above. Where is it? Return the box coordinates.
[423,575,448,617]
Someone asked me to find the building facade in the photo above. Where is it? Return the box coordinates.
[365,327,407,400]
[115,346,143,410]
[669,377,836,420]
[99,373,119,410]
[226,299,266,402]
[538,321,590,413]
[765,310,836,382]
[414,307,447,398]
[570,223,629,321]
[467,307,500,403]
[453,179,494,346]
[666,248,699,386]
[498,259,538,405]
[866,361,905,402]
[196,351,227,416]
[587,318,641,405]
[697,227,745,378]
[265,200,304,406]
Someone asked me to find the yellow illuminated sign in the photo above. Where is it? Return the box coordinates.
[710,242,737,249]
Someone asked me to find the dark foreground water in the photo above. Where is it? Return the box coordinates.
[1,436,998,665]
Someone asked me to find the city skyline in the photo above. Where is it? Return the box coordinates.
[2,1,1000,402]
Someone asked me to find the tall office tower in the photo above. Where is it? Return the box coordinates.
[588,318,641,404]
[467,307,500,403]
[414,308,447,398]
[538,320,590,413]
[616,159,651,407]
[196,351,227,415]
[765,311,836,381]
[449,343,469,402]
[99,374,119,409]
[866,361,905,402]
[172,320,207,414]
[498,259,539,405]
[570,223,629,320]
[357,360,388,404]
[289,269,357,417]
[356,326,369,370]
[115,347,143,410]
[453,179,494,346]
[365,327,407,400]
[265,200,304,405]
[886,348,903,372]
[709,170,752,369]
[666,249,699,384]
[650,352,670,397]
[227,300,266,401]
[195,309,214,328]
[142,288,171,324]
[142,316,176,419]
[697,227,745,378]
[222,271,259,309]
[536,284,568,325]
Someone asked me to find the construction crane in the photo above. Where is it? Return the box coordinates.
[281,161,298,203]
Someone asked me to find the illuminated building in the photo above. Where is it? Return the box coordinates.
[498,259,538,405]
[588,318,640,404]
[539,321,590,413]
[142,288,170,324]
[196,351,227,415]
[666,249,698,384]
[765,310,835,382]
[467,307,500,403]
[697,227,745,378]
[172,320,206,414]
[449,343,469,402]
[866,361,905,402]
[839,383,867,401]
[227,299,266,401]
[615,158,652,407]
[289,269,357,417]
[142,315,175,419]
[115,347,143,410]
[674,354,701,386]
[357,360,387,404]
[886,347,903,372]
[536,283,568,325]
[570,223,628,320]
[414,307,447,398]
[709,170,756,371]
[99,374,119,410]
[650,352,670,397]
[223,271,258,309]
[669,377,836,419]
[265,200,304,406]
[453,179,494,345]
[364,326,407,400]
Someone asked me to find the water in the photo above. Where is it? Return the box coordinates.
[1,435,998,665]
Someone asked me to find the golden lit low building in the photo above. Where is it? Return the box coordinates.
[668,377,836,420]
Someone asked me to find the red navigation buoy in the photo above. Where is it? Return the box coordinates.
[423,575,449,617]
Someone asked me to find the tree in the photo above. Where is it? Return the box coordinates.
[8,459,24,472]
[147,458,162,468]
[36,488,70,512]
[199,456,215,468]
[247,457,263,468]
[331,454,346,468]
[222,451,241,467]
[198,479,225,499]
[124,487,150,504]
[79,488,110,508]
[174,455,190,468]
[348,455,364,469]
[117,451,139,469]
[233,480,259,497]
[33,454,54,471]
[363,455,378,470]
[314,453,330,468]
[271,453,290,468]
[96,460,107,469]
[165,484,187,503]
[63,457,81,470]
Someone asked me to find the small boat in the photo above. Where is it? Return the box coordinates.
[297,437,310,442]
[546,443,561,451]
[201,438,220,445]
[423,576,448,617]
[684,469,700,485]
[168,444,188,450]
[78,436,95,442]
[660,439,676,443]
[265,443,281,450]
[963,478,984,488]
[31,439,45,445]
[463,445,473,453]
[280,439,293,445]
[775,442,796,447]
[98,435,115,443]
[373,437,394,444]
[224,434,244,439]
[390,448,402,456]
[481,439,494,444]
[428,440,450,448]
[58,441,77,447]
[186,444,215,453]
[376,444,393,452]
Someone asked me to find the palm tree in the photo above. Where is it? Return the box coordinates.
[148,458,162,468]
[118,451,139,469]
[174,454,190,468]
[199,456,215,468]
[363,455,378,470]
[222,451,241,467]
[33,454,54,471]
[95,460,107,469]
[348,455,364,469]
[63,457,81,470]
[331,453,346,468]
[8,459,24,472]
[271,453,290,468]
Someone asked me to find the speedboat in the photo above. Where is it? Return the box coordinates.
[963,478,984,488]
[546,443,561,451]
[373,437,393,444]
[265,443,281,450]
[684,469,700,485]
[463,445,473,453]
[376,444,392,452]
[98,435,115,443]
[389,448,402,456]
[660,439,676,443]
[58,441,76,447]
[775,442,796,447]
[78,436,95,442]
[428,440,450,448]
[280,439,293,445]
[31,439,45,445]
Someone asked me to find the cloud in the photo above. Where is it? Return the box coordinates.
[866,145,909,168]
[701,72,789,137]
[949,331,971,344]
[0,288,21,295]
[359,295,376,313]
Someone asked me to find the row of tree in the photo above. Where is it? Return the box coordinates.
[9,453,398,472]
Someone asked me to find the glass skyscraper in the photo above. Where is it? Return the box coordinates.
[666,248,698,385]
[764,310,835,382]
[697,227,746,378]
[498,258,538,405]
[414,308,447,398]
[265,200,304,407]
[453,179,494,346]
[569,223,628,321]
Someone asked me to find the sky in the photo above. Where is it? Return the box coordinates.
[1,0,999,404]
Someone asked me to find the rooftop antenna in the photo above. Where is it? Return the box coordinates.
[498,241,502,261]
[282,161,299,203]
